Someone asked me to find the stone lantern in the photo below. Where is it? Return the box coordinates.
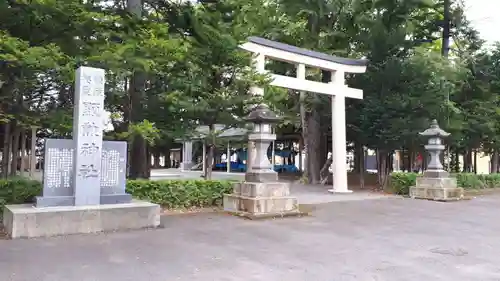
[410,119,464,201]
[244,104,281,183]
[223,104,301,218]
[419,119,450,177]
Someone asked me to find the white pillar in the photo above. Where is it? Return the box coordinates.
[181,141,193,171]
[328,70,351,193]
[393,150,400,172]
[180,142,185,170]
[250,53,266,96]
[271,140,275,169]
[226,141,231,173]
[297,63,306,173]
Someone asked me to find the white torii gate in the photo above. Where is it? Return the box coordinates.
[240,37,367,193]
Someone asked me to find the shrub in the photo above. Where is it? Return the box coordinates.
[389,172,500,195]
[126,179,234,209]
[0,178,234,214]
[389,172,418,195]
[455,173,500,189]
[0,177,42,213]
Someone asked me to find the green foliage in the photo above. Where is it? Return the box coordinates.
[0,178,234,213]
[455,173,500,189]
[0,178,42,213]
[126,179,234,209]
[389,172,500,195]
[389,172,419,195]
[118,120,160,145]
[167,0,266,131]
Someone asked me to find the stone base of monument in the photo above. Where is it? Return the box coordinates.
[410,176,464,202]
[35,193,133,208]
[223,181,305,219]
[2,200,160,239]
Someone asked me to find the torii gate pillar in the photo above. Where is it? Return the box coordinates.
[329,70,350,193]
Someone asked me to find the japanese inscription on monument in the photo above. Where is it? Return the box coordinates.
[45,146,73,190]
[73,66,105,206]
[41,139,127,198]
[35,66,131,208]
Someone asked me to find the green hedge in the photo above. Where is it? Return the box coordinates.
[390,172,500,195]
[126,179,234,209]
[0,178,234,213]
[0,177,42,212]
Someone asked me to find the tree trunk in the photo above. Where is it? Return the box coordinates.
[353,142,365,188]
[126,0,148,179]
[376,149,390,190]
[204,124,216,180]
[388,152,394,173]
[462,150,467,173]
[127,66,148,179]
[359,145,365,189]
[306,97,321,184]
[319,156,332,185]
[463,148,472,173]
[153,150,161,168]
[408,147,415,172]
[317,132,327,175]
[492,150,499,173]
[129,136,148,179]
[473,149,477,174]
[146,144,151,178]
[299,92,308,181]
[353,141,361,173]
[10,125,20,177]
[400,148,406,172]
[2,122,11,178]
[421,149,428,172]
[453,150,460,173]
[165,149,171,168]
[19,129,26,175]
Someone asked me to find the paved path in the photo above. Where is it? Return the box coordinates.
[290,183,395,204]
[2,195,500,281]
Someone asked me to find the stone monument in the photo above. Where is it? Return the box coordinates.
[36,139,131,207]
[36,66,131,207]
[223,104,302,219]
[409,119,464,201]
[3,66,160,239]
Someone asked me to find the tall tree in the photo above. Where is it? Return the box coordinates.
[167,0,265,179]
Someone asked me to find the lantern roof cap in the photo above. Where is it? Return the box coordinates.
[245,104,281,124]
[419,119,450,137]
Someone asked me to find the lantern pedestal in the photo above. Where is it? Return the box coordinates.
[223,182,302,219]
[409,120,464,201]
[410,177,464,202]
[223,105,304,219]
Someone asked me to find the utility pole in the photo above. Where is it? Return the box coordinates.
[442,0,451,169]
[441,0,451,58]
